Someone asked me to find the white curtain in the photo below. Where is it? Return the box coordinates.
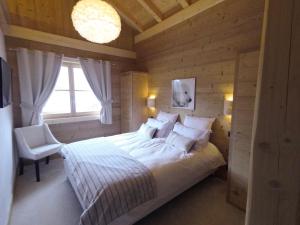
[79,58,112,124]
[17,48,62,126]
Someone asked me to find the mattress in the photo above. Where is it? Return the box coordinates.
[64,132,225,225]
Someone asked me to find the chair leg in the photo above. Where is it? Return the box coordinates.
[35,160,40,182]
[46,156,50,165]
[19,158,24,176]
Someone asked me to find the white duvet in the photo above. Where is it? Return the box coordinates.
[103,132,225,196]
[65,132,225,225]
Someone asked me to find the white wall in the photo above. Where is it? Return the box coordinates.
[0,28,14,225]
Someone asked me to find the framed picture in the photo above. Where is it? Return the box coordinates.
[171,78,195,110]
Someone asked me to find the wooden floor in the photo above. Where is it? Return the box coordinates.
[10,158,245,225]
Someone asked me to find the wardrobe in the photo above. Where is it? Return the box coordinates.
[120,71,148,133]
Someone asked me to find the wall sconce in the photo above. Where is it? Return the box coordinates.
[224,94,233,116]
[147,96,156,109]
[224,100,233,115]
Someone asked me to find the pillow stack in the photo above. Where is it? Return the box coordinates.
[165,115,215,153]
[145,111,179,138]
[156,111,178,123]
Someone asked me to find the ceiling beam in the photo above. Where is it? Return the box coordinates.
[4,25,137,59]
[135,0,225,43]
[107,0,144,33]
[177,0,189,8]
[137,0,163,23]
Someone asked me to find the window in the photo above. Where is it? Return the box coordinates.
[43,59,101,123]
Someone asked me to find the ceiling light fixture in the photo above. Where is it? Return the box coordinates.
[71,0,121,44]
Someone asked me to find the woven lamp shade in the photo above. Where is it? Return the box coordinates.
[71,0,121,44]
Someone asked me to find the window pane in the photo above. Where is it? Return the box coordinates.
[55,66,69,90]
[75,91,101,113]
[74,68,91,90]
[43,91,71,114]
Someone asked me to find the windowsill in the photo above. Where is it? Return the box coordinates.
[44,115,100,125]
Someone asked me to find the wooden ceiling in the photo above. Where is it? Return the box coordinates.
[2,0,225,52]
[6,0,192,33]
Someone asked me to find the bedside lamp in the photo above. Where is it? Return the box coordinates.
[147,96,156,109]
[224,100,233,115]
[224,94,233,116]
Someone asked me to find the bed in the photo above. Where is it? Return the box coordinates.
[62,131,225,225]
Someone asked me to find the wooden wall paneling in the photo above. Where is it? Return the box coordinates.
[136,0,264,162]
[6,37,137,143]
[0,0,9,32]
[227,50,260,210]
[136,0,264,58]
[120,71,148,133]
[246,0,300,224]
[132,72,148,131]
[120,73,133,133]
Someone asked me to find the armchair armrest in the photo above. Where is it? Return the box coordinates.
[14,128,36,159]
[43,124,61,145]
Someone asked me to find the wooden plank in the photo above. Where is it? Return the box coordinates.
[5,0,135,50]
[120,72,148,133]
[227,50,259,210]
[136,0,264,171]
[4,25,136,59]
[137,0,163,22]
[135,0,225,43]
[107,0,144,32]
[245,0,300,224]
[0,0,9,32]
[177,0,189,8]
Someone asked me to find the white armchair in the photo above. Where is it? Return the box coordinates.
[15,123,62,182]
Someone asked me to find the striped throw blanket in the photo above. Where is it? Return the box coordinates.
[62,139,157,225]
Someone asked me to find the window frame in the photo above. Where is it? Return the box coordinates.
[43,58,101,124]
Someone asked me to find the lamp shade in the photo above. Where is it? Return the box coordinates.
[224,100,233,115]
[147,97,156,108]
[71,0,121,44]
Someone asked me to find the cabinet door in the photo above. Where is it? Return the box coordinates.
[120,74,132,133]
[131,73,148,131]
[228,51,259,210]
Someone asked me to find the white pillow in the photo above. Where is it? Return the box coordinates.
[173,122,211,146]
[173,122,203,140]
[166,131,195,152]
[146,118,167,129]
[137,123,157,140]
[156,111,179,123]
[183,115,215,131]
[146,118,173,138]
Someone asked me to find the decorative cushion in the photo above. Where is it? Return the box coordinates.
[156,111,179,123]
[173,122,204,140]
[183,115,215,131]
[146,118,174,138]
[137,123,157,140]
[173,122,211,148]
[166,131,195,152]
